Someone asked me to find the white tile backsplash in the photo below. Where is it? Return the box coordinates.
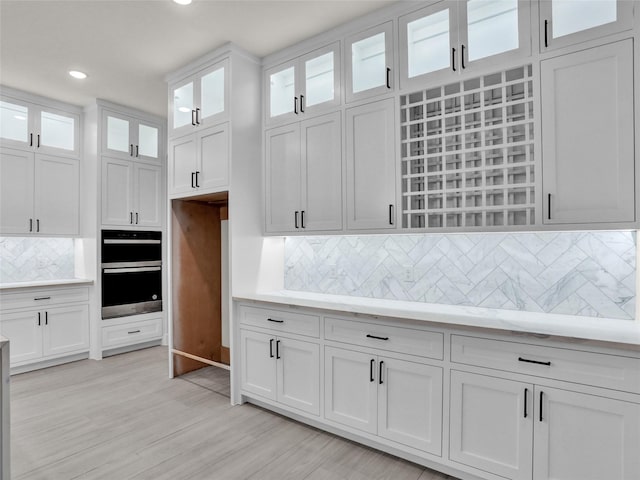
[284,231,637,320]
[0,237,75,283]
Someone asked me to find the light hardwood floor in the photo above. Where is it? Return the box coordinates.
[11,347,458,480]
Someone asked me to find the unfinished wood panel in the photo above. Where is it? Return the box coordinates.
[172,199,223,376]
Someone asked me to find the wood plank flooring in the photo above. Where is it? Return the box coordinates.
[10,347,458,480]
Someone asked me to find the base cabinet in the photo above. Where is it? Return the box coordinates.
[241,329,320,416]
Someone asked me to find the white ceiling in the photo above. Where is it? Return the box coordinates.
[0,0,396,118]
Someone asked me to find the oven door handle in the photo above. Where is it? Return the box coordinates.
[103,267,162,274]
[103,239,161,245]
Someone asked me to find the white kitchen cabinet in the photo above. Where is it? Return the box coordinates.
[399,0,530,88]
[169,58,228,138]
[0,94,80,157]
[240,329,320,416]
[0,147,79,235]
[101,109,161,163]
[539,0,633,51]
[265,112,342,233]
[0,287,90,369]
[324,345,443,456]
[168,122,229,197]
[101,157,162,227]
[266,42,341,125]
[542,39,634,225]
[346,98,396,230]
[345,22,394,103]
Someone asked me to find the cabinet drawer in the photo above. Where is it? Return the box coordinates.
[325,317,443,360]
[239,306,320,338]
[0,287,89,312]
[102,318,163,349]
[451,335,640,394]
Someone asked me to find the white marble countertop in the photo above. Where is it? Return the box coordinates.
[0,278,94,291]
[234,290,640,347]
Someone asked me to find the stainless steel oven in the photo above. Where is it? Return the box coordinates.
[101,230,162,319]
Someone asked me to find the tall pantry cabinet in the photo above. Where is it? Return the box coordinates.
[167,44,263,377]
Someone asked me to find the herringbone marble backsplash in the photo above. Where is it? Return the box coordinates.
[0,237,75,283]
[284,231,637,320]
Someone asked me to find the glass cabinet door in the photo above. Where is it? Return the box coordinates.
[540,0,633,51]
[400,3,457,88]
[137,123,159,161]
[199,59,227,126]
[0,100,30,147]
[301,42,341,114]
[267,63,296,120]
[104,112,132,157]
[462,0,522,62]
[39,109,76,152]
[171,80,195,131]
[346,21,394,102]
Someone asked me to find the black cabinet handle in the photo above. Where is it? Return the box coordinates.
[128,330,141,334]
[45,311,48,325]
[269,338,274,358]
[37,312,41,326]
[294,211,299,229]
[547,193,551,220]
[276,340,281,359]
[130,212,133,224]
[37,134,40,148]
[267,318,284,323]
[544,20,549,48]
[135,145,139,157]
[386,67,391,89]
[524,388,528,418]
[195,171,200,188]
[29,218,33,232]
[191,172,195,188]
[130,144,133,156]
[301,210,306,228]
[195,108,201,125]
[461,44,466,69]
[294,96,299,114]
[452,47,456,72]
[389,205,394,225]
[191,109,196,126]
[539,391,544,422]
[300,94,305,113]
[36,219,40,232]
[370,359,375,382]
[135,212,139,225]
[34,296,51,301]
[379,361,384,385]
[518,357,551,366]
[30,133,33,147]
[366,334,389,341]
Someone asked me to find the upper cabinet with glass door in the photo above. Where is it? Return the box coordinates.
[101,109,162,163]
[540,0,633,52]
[346,22,394,103]
[169,58,228,137]
[400,0,530,89]
[265,42,341,125]
[0,96,80,157]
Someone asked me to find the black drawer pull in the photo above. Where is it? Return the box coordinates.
[267,318,284,323]
[369,359,375,382]
[269,338,274,358]
[276,340,281,359]
[539,391,544,422]
[128,330,141,334]
[366,334,389,341]
[379,361,384,385]
[524,388,528,418]
[518,357,551,366]
[34,296,51,301]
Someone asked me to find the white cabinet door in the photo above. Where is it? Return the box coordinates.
[136,121,161,163]
[0,147,34,234]
[300,42,341,116]
[540,0,633,51]
[346,98,396,230]
[265,123,301,232]
[197,122,229,192]
[42,304,89,358]
[102,157,134,226]
[346,22,394,102]
[37,107,79,157]
[266,60,298,124]
[0,98,31,149]
[542,40,634,224]
[324,346,377,434]
[168,133,198,196]
[276,336,320,415]
[378,357,443,455]
[102,110,133,159]
[240,330,277,401]
[534,386,640,480]
[34,155,79,235]
[134,163,162,227]
[0,310,43,364]
[301,112,342,231]
[198,59,228,129]
[449,371,533,480]
[170,77,196,137]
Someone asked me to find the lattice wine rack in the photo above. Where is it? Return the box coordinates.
[400,65,535,229]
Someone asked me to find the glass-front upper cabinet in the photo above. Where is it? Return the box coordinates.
[265,42,340,125]
[0,96,79,156]
[540,0,633,51]
[346,22,394,103]
[400,0,530,89]
[169,58,228,137]
[102,109,161,163]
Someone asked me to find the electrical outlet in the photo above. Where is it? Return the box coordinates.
[403,267,414,282]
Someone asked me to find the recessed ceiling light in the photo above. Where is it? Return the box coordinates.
[173,0,192,5]
[69,70,87,79]
[178,107,191,113]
